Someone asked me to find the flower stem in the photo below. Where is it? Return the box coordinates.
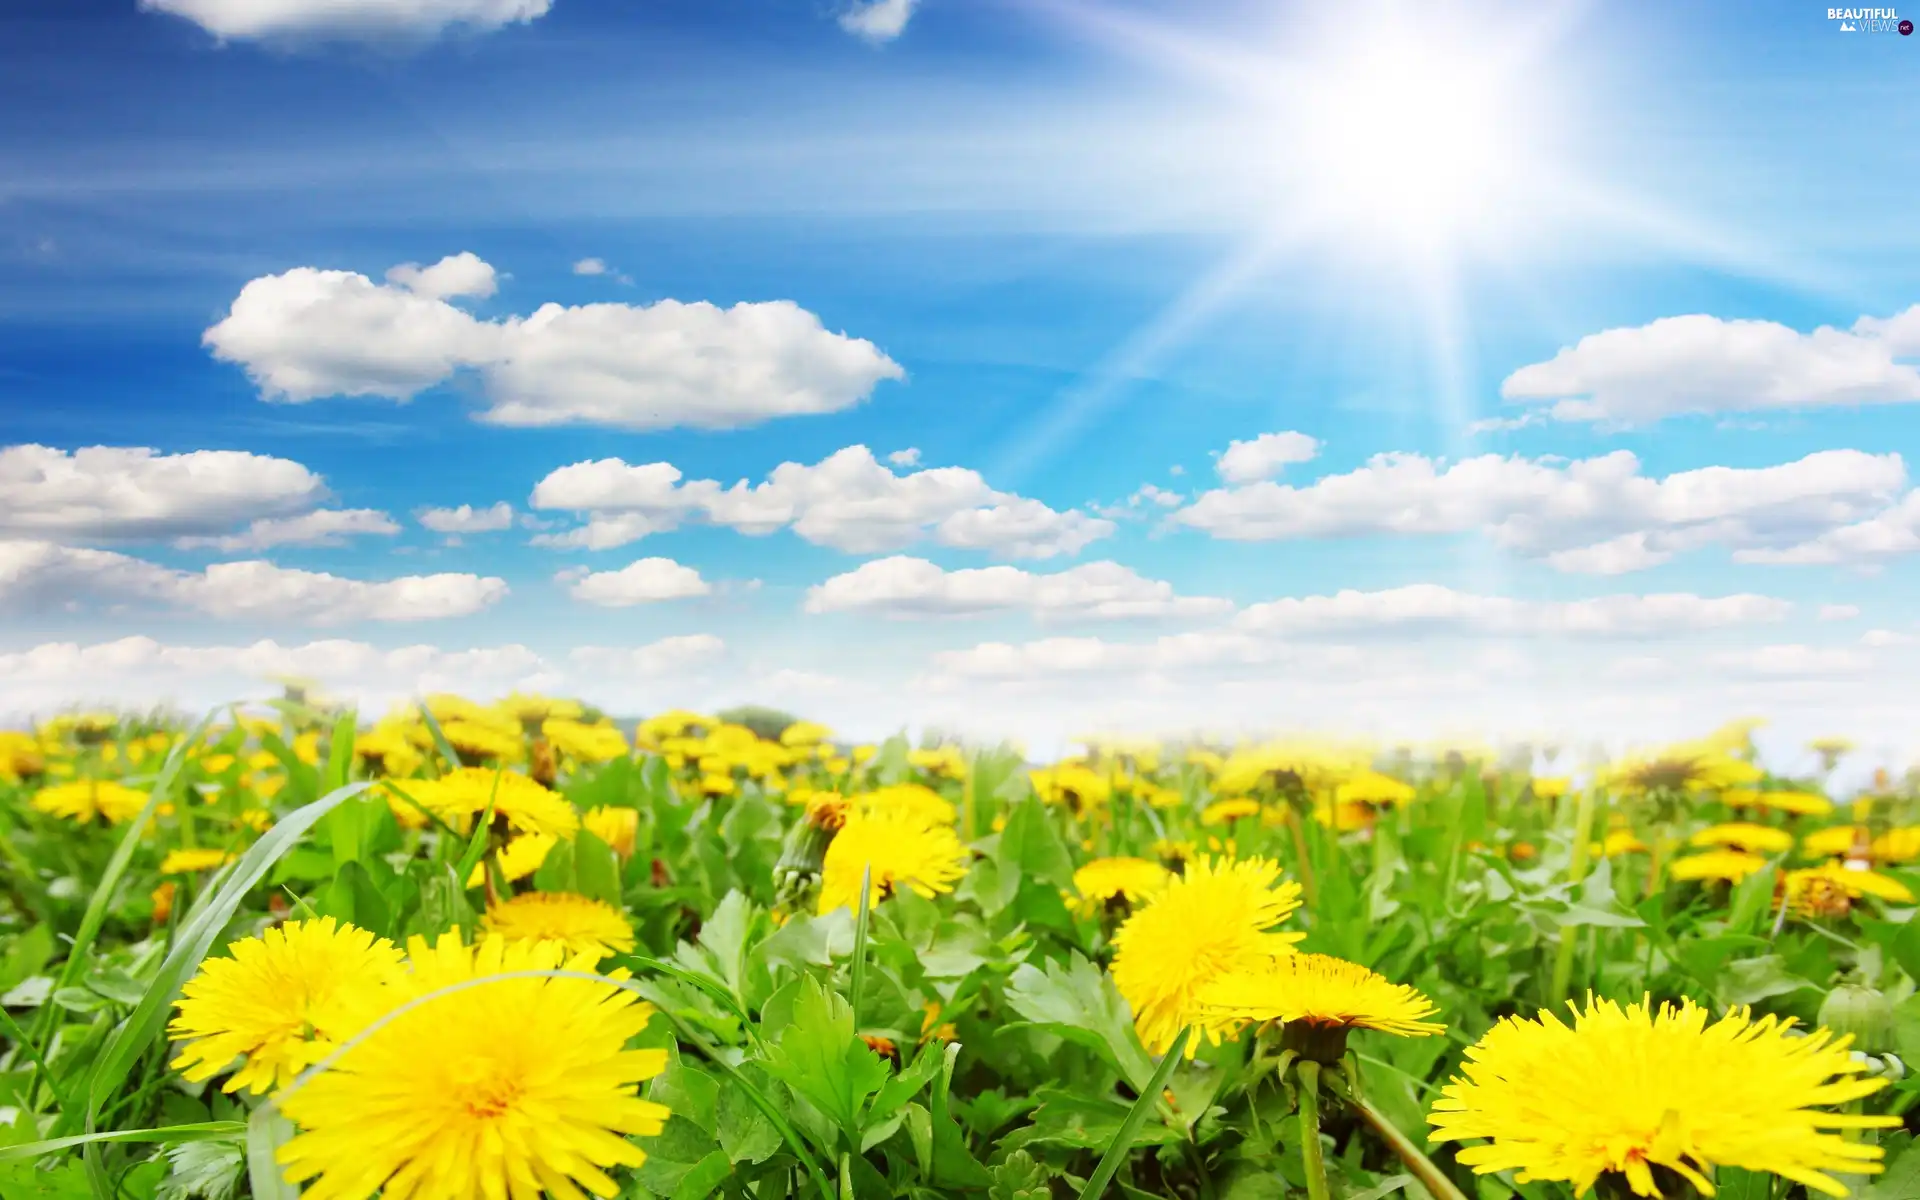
[1550,786,1599,1007]
[1283,806,1319,907]
[1350,1096,1470,1200]
[1295,1061,1331,1200]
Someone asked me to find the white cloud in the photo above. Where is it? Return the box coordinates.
[1819,604,1861,621]
[1172,447,1907,573]
[804,556,1232,620]
[418,502,515,534]
[0,444,324,540]
[1731,492,1920,567]
[888,448,921,467]
[565,558,712,607]
[1133,484,1184,508]
[0,540,503,623]
[1711,644,1875,679]
[1216,431,1320,484]
[138,0,552,42]
[204,255,905,432]
[1231,585,1791,638]
[176,509,399,552]
[1500,305,1920,424]
[385,252,497,301]
[567,634,727,676]
[530,445,1113,559]
[572,258,609,276]
[1862,629,1916,648]
[840,0,917,42]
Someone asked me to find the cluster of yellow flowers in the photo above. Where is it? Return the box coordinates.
[170,918,669,1199]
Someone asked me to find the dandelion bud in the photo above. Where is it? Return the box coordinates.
[1818,978,1895,1056]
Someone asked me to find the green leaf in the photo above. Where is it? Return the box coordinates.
[573,827,621,909]
[314,861,392,939]
[870,1044,945,1120]
[1004,954,1155,1093]
[716,1070,783,1165]
[0,1122,247,1162]
[668,1149,733,1200]
[1855,1131,1920,1200]
[757,976,889,1143]
[1717,954,1817,1006]
[995,797,1077,892]
[0,925,54,995]
[1709,1166,1773,1200]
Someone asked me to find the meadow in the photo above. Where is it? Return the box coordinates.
[0,695,1915,1200]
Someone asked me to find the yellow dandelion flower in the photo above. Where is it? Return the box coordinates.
[816,809,970,916]
[470,832,559,888]
[1668,850,1769,884]
[419,768,579,839]
[803,791,852,831]
[1593,829,1649,858]
[1198,953,1444,1050]
[1429,995,1898,1198]
[1530,777,1572,801]
[169,918,404,1095]
[1312,798,1377,831]
[160,848,236,874]
[1153,838,1196,869]
[1784,862,1915,906]
[1072,857,1171,916]
[275,933,669,1200]
[779,720,834,748]
[856,783,957,825]
[1110,856,1305,1055]
[1201,798,1262,826]
[1689,823,1794,855]
[439,719,523,764]
[1754,790,1837,818]
[582,806,640,858]
[484,891,636,958]
[698,772,736,798]
[544,719,630,764]
[1335,771,1417,807]
[31,779,148,824]
[1871,826,1920,863]
[1802,825,1871,859]
[1029,763,1113,812]
[1599,745,1761,795]
[1808,736,1855,759]
[237,807,274,833]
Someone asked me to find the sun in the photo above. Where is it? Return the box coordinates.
[1294,41,1507,242]
[1274,31,1522,252]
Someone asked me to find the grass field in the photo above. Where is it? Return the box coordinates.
[0,696,1915,1200]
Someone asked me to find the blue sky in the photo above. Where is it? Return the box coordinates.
[4,0,1919,772]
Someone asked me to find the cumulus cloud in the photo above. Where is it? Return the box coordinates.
[572,258,609,276]
[1172,447,1907,573]
[888,448,921,467]
[1231,585,1791,638]
[203,254,905,432]
[840,0,917,42]
[1731,492,1920,567]
[175,508,399,552]
[530,445,1113,559]
[1216,431,1320,484]
[564,558,712,607]
[1710,643,1875,679]
[1500,305,1920,424]
[0,444,325,540]
[567,634,726,676]
[139,0,552,42]
[0,540,503,623]
[417,502,515,534]
[0,633,722,723]
[804,556,1232,620]
[385,251,497,301]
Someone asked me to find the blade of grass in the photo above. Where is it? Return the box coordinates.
[415,701,463,773]
[1077,1026,1190,1200]
[849,864,872,1034]
[0,1122,245,1162]
[77,779,376,1193]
